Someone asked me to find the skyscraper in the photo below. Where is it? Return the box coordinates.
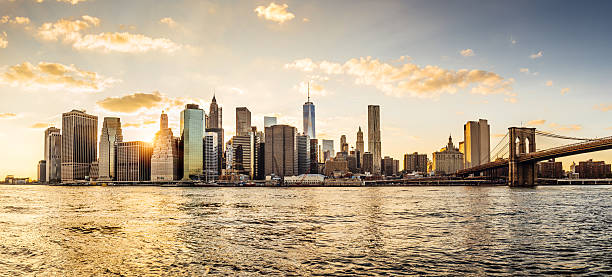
[356,126,364,165]
[297,133,310,175]
[203,131,219,182]
[309,138,319,174]
[321,139,334,161]
[368,105,381,175]
[37,160,46,182]
[264,116,277,128]
[340,135,348,153]
[207,94,222,129]
[61,110,98,182]
[227,134,255,178]
[264,125,297,177]
[117,141,153,181]
[151,112,180,181]
[303,83,316,138]
[236,107,251,137]
[44,127,61,183]
[98,117,122,181]
[363,152,374,174]
[463,119,490,168]
[181,104,204,180]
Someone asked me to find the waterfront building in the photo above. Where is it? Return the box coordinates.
[227,134,255,178]
[98,117,123,181]
[382,156,397,176]
[284,174,325,185]
[309,138,319,174]
[575,159,612,178]
[205,127,224,175]
[207,94,222,129]
[324,159,349,177]
[404,152,428,173]
[368,105,381,175]
[362,152,373,174]
[264,116,277,129]
[347,152,358,173]
[356,127,364,166]
[151,112,180,181]
[297,133,310,175]
[117,141,153,181]
[203,132,219,182]
[264,125,297,177]
[303,84,316,138]
[432,135,464,175]
[538,159,563,178]
[236,107,251,137]
[89,161,98,180]
[61,110,98,182]
[44,127,61,183]
[256,142,266,180]
[181,104,204,180]
[37,160,46,182]
[321,139,334,161]
[463,119,490,168]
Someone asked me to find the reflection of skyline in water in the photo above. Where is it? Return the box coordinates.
[0,185,610,275]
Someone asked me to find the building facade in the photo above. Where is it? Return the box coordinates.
[368,105,381,175]
[203,132,219,182]
[207,94,222,129]
[404,152,428,173]
[181,104,204,180]
[309,139,319,174]
[321,139,334,161]
[432,135,464,175]
[61,110,98,182]
[151,112,180,181]
[98,117,123,181]
[303,93,316,139]
[538,159,563,178]
[37,160,46,182]
[575,159,612,178]
[264,116,277,128]
[44,127,61,183]
[324,160,348,177]
[236,107,251,137]
[227,134,255,178]
[362,152,373,174]
[356,126,364,166]
[117,141,153,181]
[297,133,310,175]
[463,119,490,168]
[264,125,297,177]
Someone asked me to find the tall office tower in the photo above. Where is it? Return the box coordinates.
[309,138,318,174]
[356,127,364,165]
[236,107,251,137]
[181,104,204,180]
[227,134,255,178]
[297,133,310,175]
[98,117,122,181]
[340,135,349,153]
[203,132,219,182]
[347,152,358,173]
[89,161,99,180]
[363,152,374,174]
[321,139,334,161]
[61,110,98,182]
[151,112,180,181]
[253,128,263,179]
[117,141,153,181]
[37,160,46,182]
[303,83,316,138]
[207,94,222,129]
[205,127,224,174]
[368,105,381,175]
[463,119,491,168]
[44,127,61,182]
[264,125,297,177]
[404,152,428,173]
[264,116,277,128]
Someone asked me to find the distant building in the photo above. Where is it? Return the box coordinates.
[44,127,61,183]
[117,141,153,181]
[356,127,364,166]
[382,156,398,176]
[347,153,358,173]
[538,159,563,179]
[463,119,490,168]
[37,160,46,182]
[321,139,334,161]
[151,112,180,181]
[227,134,255,178]
[264,116,277,128]
[256,142,266,180]
[61,110,98,182]
[236,107,251,137]
[98,117,122,181]
[264,125,297,177]
[575,159,611,178]
[89,160,99,180]
[205,127,224,175]
[203,132,219,182]
[181,104,204,180]
[309,139,319,174]
[206,94,222,129]
[362,152,373,174]
[284,174,325,185]
[297,133,310,175]
[303,84,316,138]
[404,152,428,173]
[368,105,381,175]
[432,135,464,175]
[340,135,349,153]
[324,159,348,177]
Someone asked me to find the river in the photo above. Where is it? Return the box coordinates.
[0,185,610,276]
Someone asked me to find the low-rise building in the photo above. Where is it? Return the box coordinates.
[432,135,464,175]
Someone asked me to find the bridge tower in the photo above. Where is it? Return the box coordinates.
[508,127,537,186]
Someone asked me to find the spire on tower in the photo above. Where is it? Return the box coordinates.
[307,81,310,102]
[212,90,216,103]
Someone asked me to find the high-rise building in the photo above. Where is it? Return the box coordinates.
[264,125,297,177]
[309,138,319,174]
[432,135,464,175]
[303,83,316,138]
[203,132,219,182]
[37,160,46,182]
[117,141,153,181]
[61,110,98,182]
[151,112,180,181]
[207,94,222,129]
[356,126,364,165]
[227,134,255,178]
[264,116,277,128]
[89,161,99,180]
[297,133,310,175]
[321,139,334,161]
[368,105,381,175]
[236,107,251,137]
[181,104,204,180]
[205,127,224,175]
[404,152,428,173]
[340,135,349,153]
[44,127,61,183]
[463,119,490,168]
[363,152,373,174]
[98,117,122,181]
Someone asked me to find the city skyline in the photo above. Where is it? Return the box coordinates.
[1,0,612,178]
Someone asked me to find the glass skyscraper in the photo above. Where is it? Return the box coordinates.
[303,85,315,138]
[181,104,204,180]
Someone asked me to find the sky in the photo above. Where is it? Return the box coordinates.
[0,0,611,178]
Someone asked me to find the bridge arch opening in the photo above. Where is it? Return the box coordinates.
[525,137,531,153]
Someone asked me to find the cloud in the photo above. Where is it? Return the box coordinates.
[0,32,6,48]
[519,68,529,73]
[285,56,514,98]
[460,49,474,57]
[160,17,178,28]
[0,113,17,119]
[294,80,328,97]
[123,120,156,128]
[96,91,194,114]
[560,87,570,95]
[545,80,553,87]
[593,103,612,112]
[33,0,89,4]
[527,119,546,126]
[302,18,310,22]
[549,123,581,132]
[504,97,517,103]
[37,16,182,53]
[530,51,543,59]
[0,16,31,25]
[0,61,116,92]
[254,2,295,24]
[30,123,48,129]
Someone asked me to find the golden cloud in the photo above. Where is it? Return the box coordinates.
[545,80,553,87]
[37,16,182,53]
[286,56,514,98]
[0,16,31,25]
[0,113,17,119]
[33,0,89,4]
[123,120,157,128]
[0,32,6,48]
[160,17,178,28]
[30,123,48,129]
[594,103,612,112]
[549,123,582,132]
[0,61,116,92]
[527,119,546,126]
[460,49,474,57]
[96,91,196,114]
[530,51,543,59]
[560,87,570,95]
[254,2,295,24]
